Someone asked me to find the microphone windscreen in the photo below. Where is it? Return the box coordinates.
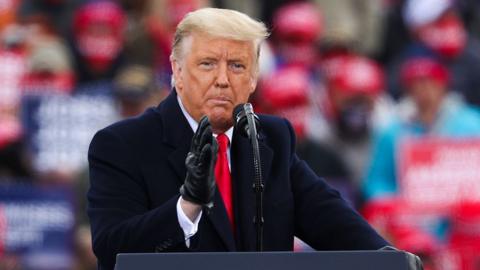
[233,103,245,125]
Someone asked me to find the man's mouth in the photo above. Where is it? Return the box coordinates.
[208,96,232,105]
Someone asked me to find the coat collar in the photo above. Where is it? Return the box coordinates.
[156,90,194,149]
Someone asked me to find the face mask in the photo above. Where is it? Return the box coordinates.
[335,101,371,141]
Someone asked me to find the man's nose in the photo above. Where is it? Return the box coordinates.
[214,62,230,88]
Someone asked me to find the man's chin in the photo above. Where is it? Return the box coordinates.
[208,115,233,134]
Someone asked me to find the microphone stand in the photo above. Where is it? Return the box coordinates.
[243,104,264,252]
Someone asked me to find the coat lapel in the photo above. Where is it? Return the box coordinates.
[159,91,236,251]
[158,92,193,184]
[231,128,273,251]
[205,192,236,251]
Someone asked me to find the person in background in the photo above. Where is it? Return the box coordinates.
[113,65,168,118]
[124,0,209,90]
[364,56,480,200]
[0,21,32,181]
[257,65,352,204]
[376,0,411,65]
[313,0,386,58]
[0,23,28,120]
[270,2,323,69]
[19,34,78,184]
[70,0,126,86]
[308,53,393,206]
[21,38,75,95]
[387,0,480,109]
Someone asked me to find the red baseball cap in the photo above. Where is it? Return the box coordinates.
[400,57,449,88]
[324,54,384,96]
[259,66,310,109]
[273,2,323,43]
[73,1,126,37]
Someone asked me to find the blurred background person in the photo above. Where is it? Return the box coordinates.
[313,0,386,58]
[364,56,480,200]
[270,2,323,70]
[112,64,167,118]
[70,0,126,87]
[256,65,353,204]
[124,0,209,92]
[308,54,394,206]
[21,38,74,95]
[0,18,32,182]
[387,0,480,109]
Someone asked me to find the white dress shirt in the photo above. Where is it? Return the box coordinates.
[175,96,233,246]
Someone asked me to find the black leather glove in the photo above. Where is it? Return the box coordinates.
[180,116,218,209]
[380,246,424,270]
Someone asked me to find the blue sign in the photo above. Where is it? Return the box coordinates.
[0,183,75,270]
[21,90,118,174]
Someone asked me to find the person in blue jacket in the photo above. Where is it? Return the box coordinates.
[364,56,480,199]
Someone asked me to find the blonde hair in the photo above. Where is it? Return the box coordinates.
[171,8,269,63]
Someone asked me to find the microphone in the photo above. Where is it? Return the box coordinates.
[233,103,260,138]
[232,103,264,251]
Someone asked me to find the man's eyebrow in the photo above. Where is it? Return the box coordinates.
[196,50,220,58]
[196,56,218,61]
[228,58,247,62]
[227,55,250,62]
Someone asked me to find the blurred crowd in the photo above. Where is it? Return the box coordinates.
[1,0,480,269]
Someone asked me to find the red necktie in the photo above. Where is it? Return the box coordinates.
[215,134,234,230]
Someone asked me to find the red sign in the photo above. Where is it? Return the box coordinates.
[398,138,480,211]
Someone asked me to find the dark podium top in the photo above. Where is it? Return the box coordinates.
[115,251,409,270]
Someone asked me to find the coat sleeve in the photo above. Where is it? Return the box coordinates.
[283,120,389,250]
[87,128,187,270]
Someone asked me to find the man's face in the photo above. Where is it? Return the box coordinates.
[171,33,258,133]
[408,78,446,111]
[329,90,375,140]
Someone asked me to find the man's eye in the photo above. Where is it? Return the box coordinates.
[230,63,246,71]
[200,62,214,68]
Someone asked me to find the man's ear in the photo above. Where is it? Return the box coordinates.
[170,55,183,91]
[249,75,258,95]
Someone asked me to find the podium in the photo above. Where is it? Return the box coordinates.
[115,251,410,270]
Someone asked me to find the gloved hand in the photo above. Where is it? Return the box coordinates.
[180,116,218,209]
[379,246,424,270]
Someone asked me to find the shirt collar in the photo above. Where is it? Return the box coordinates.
[177,95,233,142]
